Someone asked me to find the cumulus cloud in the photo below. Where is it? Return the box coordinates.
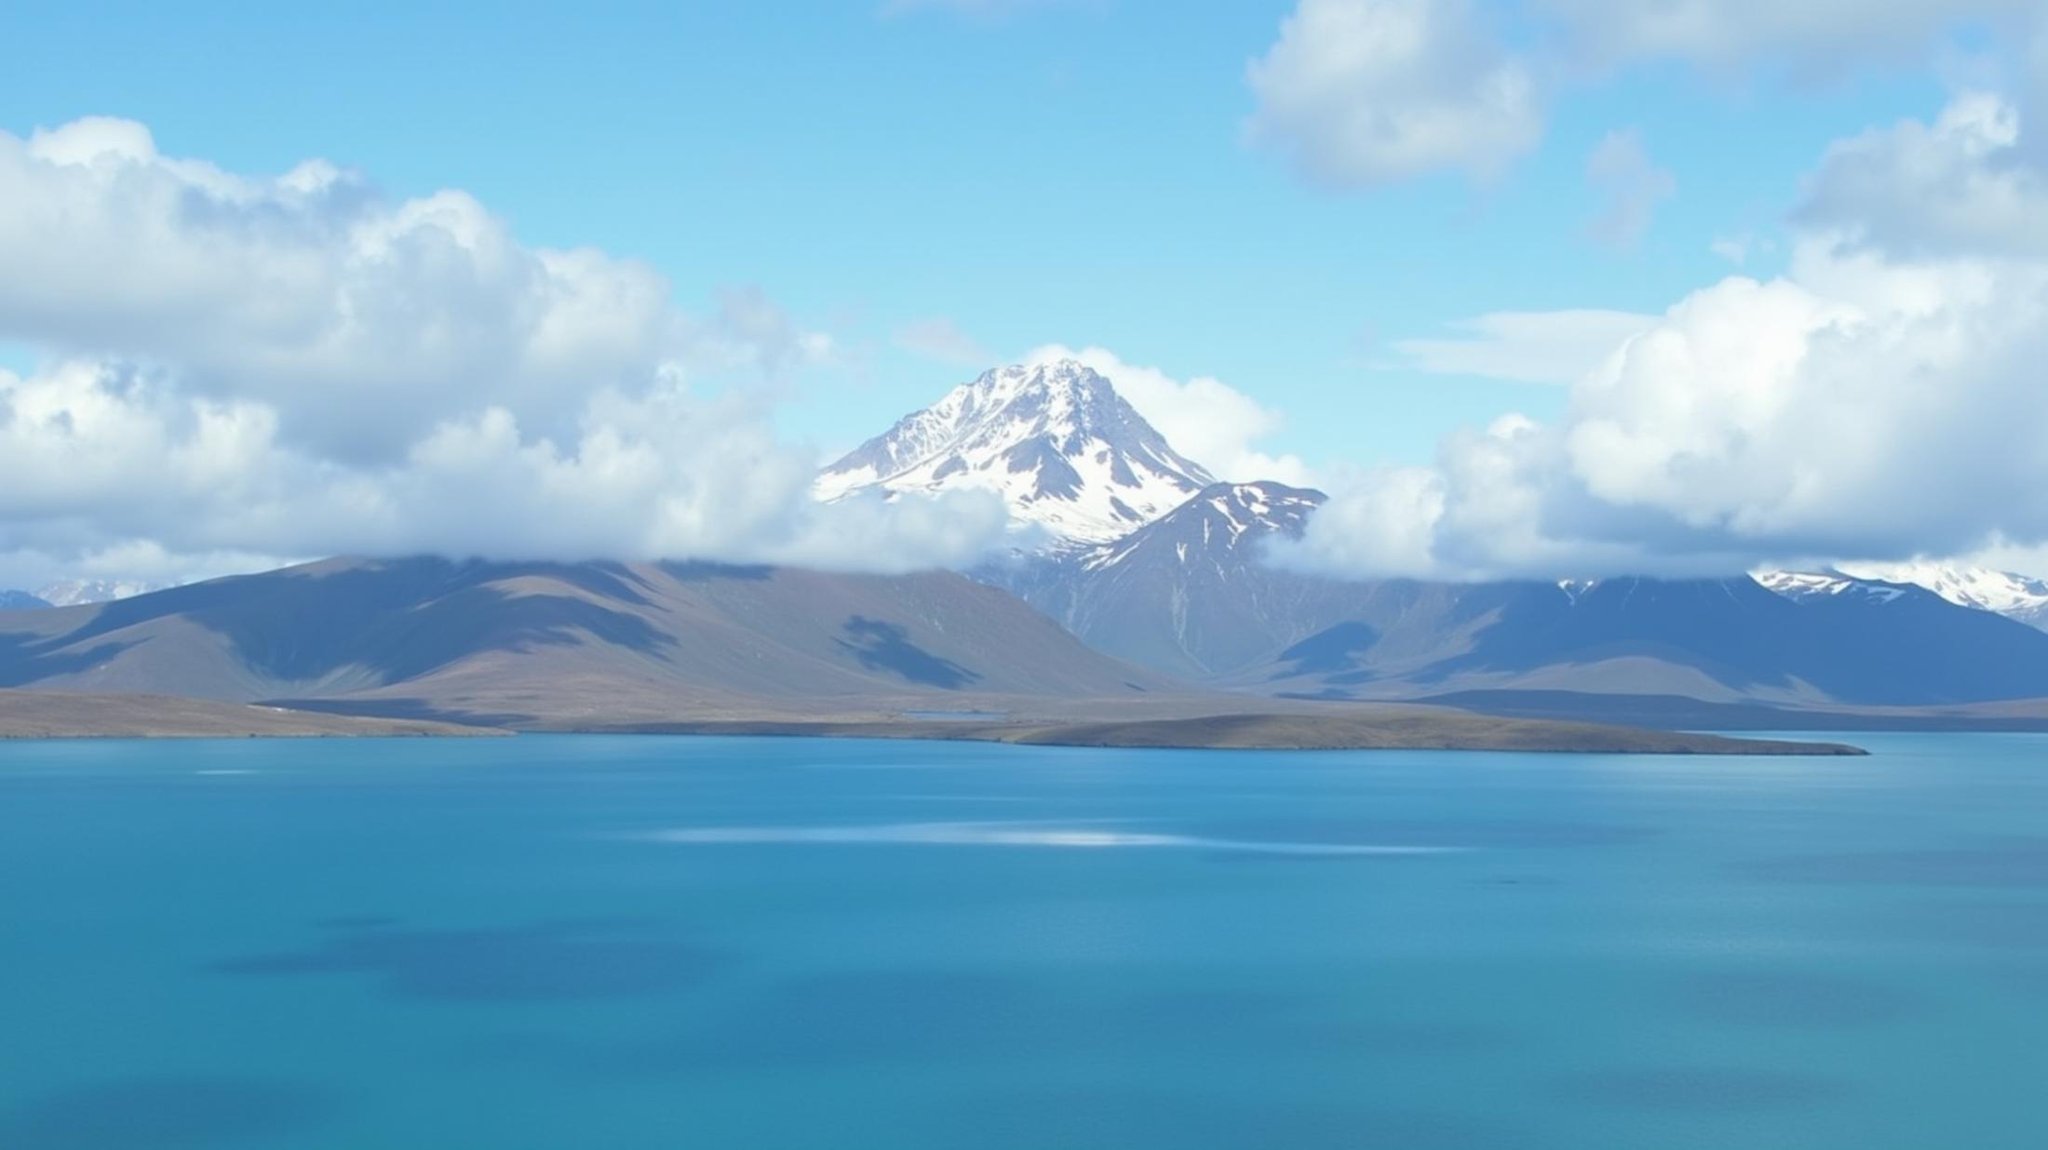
[1025,344,1316,487]
[1585,129,1675,249]
[1245,0,1544,187]
[1282,92,2048,580]
[1390,309,1658,386]
[1247,0,2043,188]
[1798,92,2048,258]
[0,119,1011,586]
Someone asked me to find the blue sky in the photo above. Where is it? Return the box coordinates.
[2,0,2045,586]
[0,0,1952,464]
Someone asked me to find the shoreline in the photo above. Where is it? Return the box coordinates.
[0,691,1866,754]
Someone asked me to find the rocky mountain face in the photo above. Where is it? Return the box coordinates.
[816,359,1216,546]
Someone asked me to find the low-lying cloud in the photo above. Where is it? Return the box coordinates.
[0,119,1010,587]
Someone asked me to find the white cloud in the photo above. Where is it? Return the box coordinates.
[0,119,1011,584]
[1246,0,2044,189]
[1390,309,1658,385]
[1283,92,2048,580]
[1025,344,1316,487]
[1245,0,1544,187]
[1585,129,1675,249]
[1798,91,2048,258]
[894,317,990,366]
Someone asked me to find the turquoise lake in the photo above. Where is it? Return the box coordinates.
[2,733,2045,1148]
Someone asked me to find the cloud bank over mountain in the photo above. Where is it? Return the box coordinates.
[1286,89,2048,579]
[0,118,1010,587]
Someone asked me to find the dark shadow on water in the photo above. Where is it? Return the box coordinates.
[1671,971,1924,1028]
[1557,1068,1847,1113]
[1743,840,2048,888]
[210,919,726,1003]
[0,1076,334,1149]
[580,969,1509,1076]
[938,1089,1534,1150]
[835,617,981,689]
[590,970,1033,1070]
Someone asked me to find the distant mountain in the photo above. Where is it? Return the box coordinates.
[1257,575,2048,708]
[0,558,1168,727]
[35,579,169,607]
[1837,563,2048,630]
[0,591,50,611]
[1754,569,1914,606]
[816,359,1215,546]
[820,366,2048,716]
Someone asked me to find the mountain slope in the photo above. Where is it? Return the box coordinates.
[988,481,1395,679]
[1256,575,2048,708]
[817,359,1215,546]
[0,591,48,611]
[0,558,1169,726]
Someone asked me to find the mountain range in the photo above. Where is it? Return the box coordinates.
[838,359,2048,724]
[0,579,168,611]
[0,557,1169,728]
[5,357,2046,740]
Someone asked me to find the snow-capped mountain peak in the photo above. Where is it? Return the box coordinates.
[1755,564,2048,629]
[1836,562,2048,630]
[816,359,1217,546]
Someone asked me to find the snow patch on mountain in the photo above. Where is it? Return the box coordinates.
[816,360,1216,547]
[1080,481,1322,574]
[1753,570,1910,605]
[1757,564,2048,628]
[1836,562,2048,629]
[35,579,170,607]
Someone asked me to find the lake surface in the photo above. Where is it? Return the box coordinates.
[1,734,2045,1149]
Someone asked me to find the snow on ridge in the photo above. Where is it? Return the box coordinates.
[35,578,170,607]
[1837,561,2048,619]
[1755,563,2048,628]
[1753,570,1909,604]
[816,359,1217,545]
